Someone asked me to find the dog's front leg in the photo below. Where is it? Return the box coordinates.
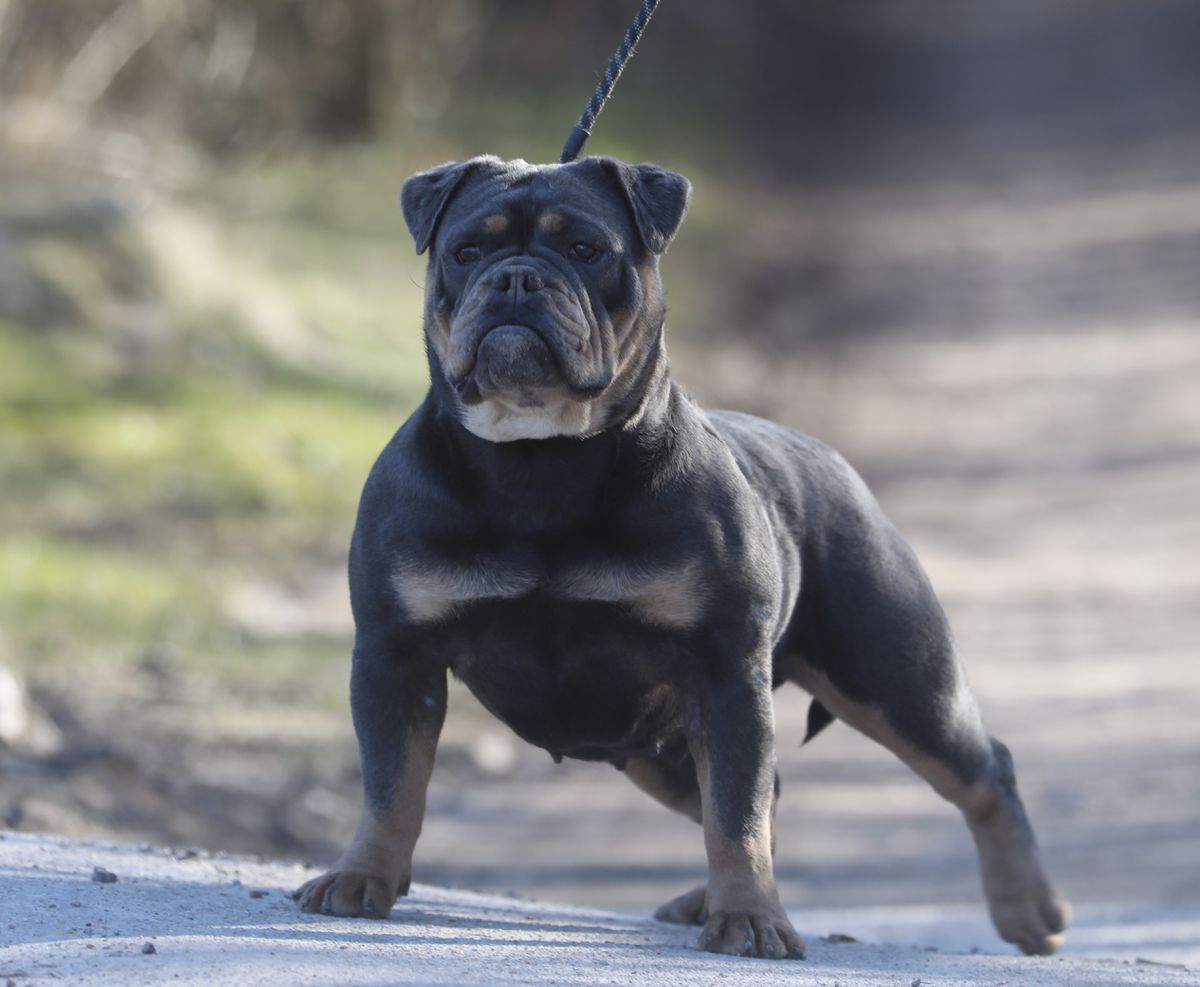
[689,650,805,960]
[295,632,446,919]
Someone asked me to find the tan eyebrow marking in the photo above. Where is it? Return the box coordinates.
[482,213,508,234]
[538,211,566,234]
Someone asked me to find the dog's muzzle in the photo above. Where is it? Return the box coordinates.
[448,258,613,404]
[474,325,558,394]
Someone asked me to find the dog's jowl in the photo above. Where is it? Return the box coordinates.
[293,156,1070,960]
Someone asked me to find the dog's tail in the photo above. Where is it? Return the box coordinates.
[802,699,835,744]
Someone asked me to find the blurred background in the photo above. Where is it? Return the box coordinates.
[2,0,1198,957]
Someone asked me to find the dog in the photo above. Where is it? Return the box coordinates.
[293,155,1069,960]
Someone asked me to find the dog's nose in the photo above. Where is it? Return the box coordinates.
[489,266,544,297]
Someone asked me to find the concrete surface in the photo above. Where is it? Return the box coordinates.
[1,831,1195,986]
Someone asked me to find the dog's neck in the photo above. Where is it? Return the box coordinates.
[422,337,680,531]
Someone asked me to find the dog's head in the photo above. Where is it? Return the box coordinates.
[401,156,691,441]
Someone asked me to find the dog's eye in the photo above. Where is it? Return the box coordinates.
[454,245,482,265]
[568,242,601,263]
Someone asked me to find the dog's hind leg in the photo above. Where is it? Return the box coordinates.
[796,661,1069,955]
[785,492,1070,955]
[621,752,707,924]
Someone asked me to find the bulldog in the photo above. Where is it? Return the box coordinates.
[294,155,1069,960]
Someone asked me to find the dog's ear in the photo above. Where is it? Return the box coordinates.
[599,159,692,254]
[401,156,498,254]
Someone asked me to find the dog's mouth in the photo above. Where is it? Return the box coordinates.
[452,323,608,405]
[451,324,556,404]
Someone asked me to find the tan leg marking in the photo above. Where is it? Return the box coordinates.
[790,666,978,803]
[967,783,1071,955]
[690,741,805,959]
[649,766,781,928]
[294,727,439,919]
[792,665,1069,955]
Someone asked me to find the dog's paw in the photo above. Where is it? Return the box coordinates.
[292,870,399,919]
[654,884,707,925]
[973,804,1071,956]
[987,879,1071,956]
[699,909,805,960]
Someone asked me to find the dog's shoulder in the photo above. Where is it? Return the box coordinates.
[703,408,846,491]
[348,400,478,616]
[702,407,889,538]
[355,401,455,534]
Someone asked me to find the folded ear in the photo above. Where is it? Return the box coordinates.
[400,156,499,254]
[600,159,692,254]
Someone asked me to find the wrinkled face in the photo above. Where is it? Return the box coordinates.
[401,156,691,441]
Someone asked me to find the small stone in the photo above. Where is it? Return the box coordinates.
[91,866,118,884]
[141,942,156,955]
[820,932,858,943]
[249,889,267,899]
[911,979,921,987]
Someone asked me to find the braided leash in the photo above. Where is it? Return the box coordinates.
[559,0,662,163]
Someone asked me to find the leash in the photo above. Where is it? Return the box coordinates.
[559,0,663,163]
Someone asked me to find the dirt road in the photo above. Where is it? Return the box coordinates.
[2,832,1196,985]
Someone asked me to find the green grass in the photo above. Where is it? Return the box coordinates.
[0,146,436,687]
[0,534,210,663]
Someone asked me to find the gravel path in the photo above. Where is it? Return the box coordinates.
[1,831,1195,986]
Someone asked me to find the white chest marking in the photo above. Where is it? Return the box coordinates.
[460,395,603,441]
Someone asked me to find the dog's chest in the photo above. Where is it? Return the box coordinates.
[390,542,703,759]
[390,545,705,630]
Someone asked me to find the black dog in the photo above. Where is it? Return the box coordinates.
[294,155,1069,960]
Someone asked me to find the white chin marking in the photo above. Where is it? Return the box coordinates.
[461,396,600,442]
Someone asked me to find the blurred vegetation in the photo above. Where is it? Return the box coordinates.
[0,2,727,693]
[0,157,425,689]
